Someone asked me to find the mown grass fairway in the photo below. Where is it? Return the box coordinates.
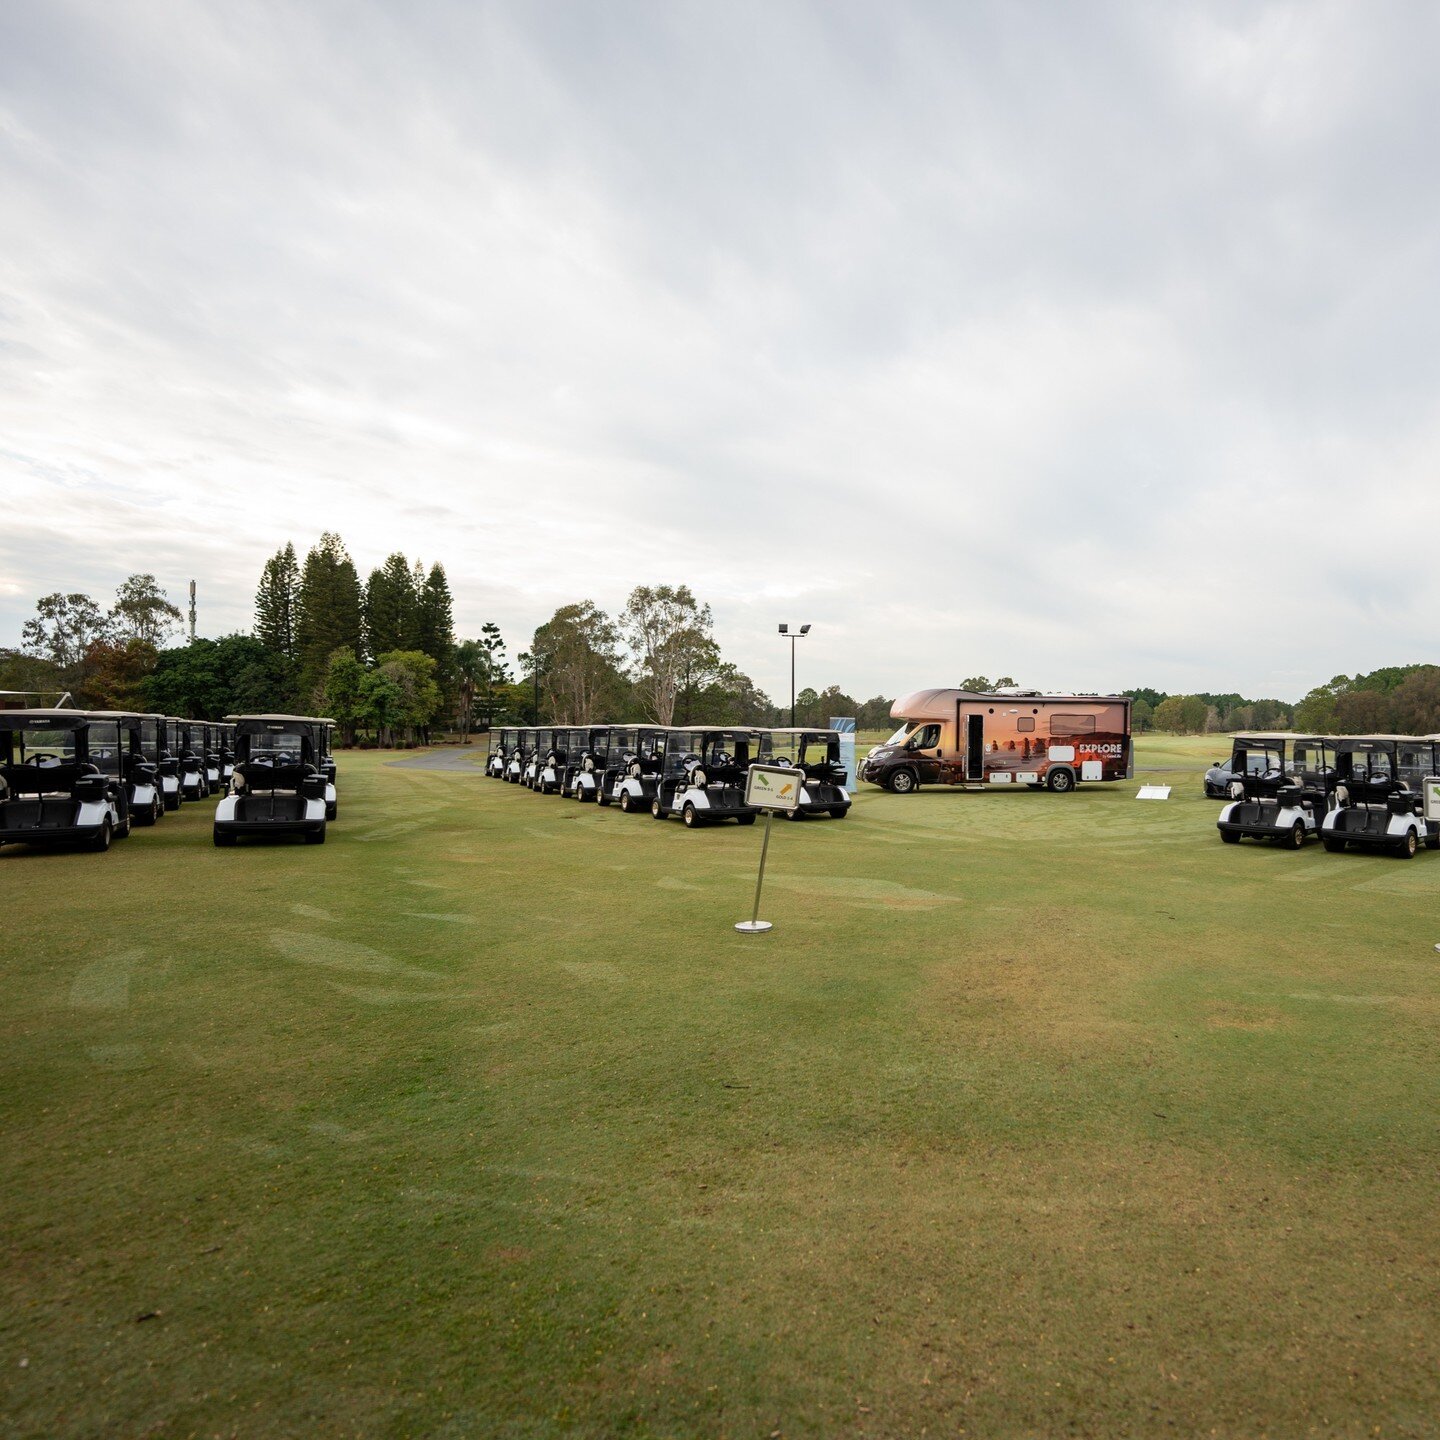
[3,735,1437,1438]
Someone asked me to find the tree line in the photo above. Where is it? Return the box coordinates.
[6,564,1434,742]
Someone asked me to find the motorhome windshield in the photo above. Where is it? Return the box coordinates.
[885,724,913,746]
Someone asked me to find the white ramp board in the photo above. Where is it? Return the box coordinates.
[1136,785,1171,800]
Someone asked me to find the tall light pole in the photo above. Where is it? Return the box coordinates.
[777,623,811,727]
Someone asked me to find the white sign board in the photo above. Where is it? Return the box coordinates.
[745,763,803,812]
[1425,777,1440,824]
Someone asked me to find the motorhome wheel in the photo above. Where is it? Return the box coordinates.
[90,817,112,852]
[1047,769,1075,793]
[889,769,917,794]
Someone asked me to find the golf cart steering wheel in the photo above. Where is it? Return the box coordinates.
[714,751,731,767]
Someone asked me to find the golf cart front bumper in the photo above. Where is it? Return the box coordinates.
[798,781,851,816]
[1217,801,1314,841]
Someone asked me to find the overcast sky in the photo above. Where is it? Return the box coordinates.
[3,1,1439,704]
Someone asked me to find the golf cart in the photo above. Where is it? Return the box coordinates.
[566,727,615,801]
[651,728,759,827]
[168,719,209,801]
[487,728,516,778]
[88,711,165,826]
[202,723,223,795]
[311,717,338,819]
[523,729,553,790]
[157,719,185,811]
[536,729,574,795]
[0,710,130,852]
[213,715,329,846]
[1215,733,1335,847]
[217,723,236,787]
[605,727,668,812]
[505,729,532,783]
[1319,737,1440,858]
[754,729,853,820]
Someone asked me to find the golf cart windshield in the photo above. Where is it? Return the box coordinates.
[1397,743,1437,786]
[249,729,309,760]
[10,725,78,764]
[1344,746,1393,783]
[1230,742,1284,777]
[1292,741,1331,773]
[86,720,124,776]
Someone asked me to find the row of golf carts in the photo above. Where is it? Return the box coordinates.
[1215,732,1440,857]
[485,725,852,826]
[0,710,338,854]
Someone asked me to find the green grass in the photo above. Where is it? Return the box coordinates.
[2,736,1437,1438]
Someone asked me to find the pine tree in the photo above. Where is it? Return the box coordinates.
[295,534,362,701]
[415,562,456,700]
[362,553,417,660]
[254,543,299,657]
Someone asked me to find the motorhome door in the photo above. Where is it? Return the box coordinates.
[966,713,984,780]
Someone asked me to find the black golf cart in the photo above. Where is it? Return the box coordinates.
[754,729,853,820]
[1215,733,1336,847]
[604,727,668,812]
[505,729,531,783]
[0,710,130,852]
[213,715,329,846]
[537,729,574,795]
[487,728,515,779]
[524,728,553,790]
[652,728,759,827]
[565,727,613,800]
[88,711,166,826]
[1319,736,1440,857]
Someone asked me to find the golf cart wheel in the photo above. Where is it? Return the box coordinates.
[829,807,848,819]
[651,798,666,820]
[305,827,327,845]
[326,803,337,820]
[1322,836,1346,853]
[1397,829,1418,859]
[153,798,164,823]
[1219,830,1240,844]
[619,790,633,813]
[682,802,699,828]
[213,830,236,847]
[888,769,918,795]
[165,795,179,812]
[786,806,806,821]
[90,818,112,852]
[597,790,610,807]
[1427,832,1440,850]
[737,812,756,825]
[1047,768,1075,793]
[116,812,132,839]
[1287,821,1305,850]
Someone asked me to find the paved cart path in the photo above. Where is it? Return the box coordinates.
[384,749,490,774]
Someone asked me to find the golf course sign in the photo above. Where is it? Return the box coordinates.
[745,764,802,812]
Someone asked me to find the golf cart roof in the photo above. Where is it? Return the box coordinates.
[85,710,164,721]
[223,713,334,725]
[763,727,839,737]
[1230,732,1307,742]
[1334,735,1432,749]
[0,709,90,729]
[672,725,759,736]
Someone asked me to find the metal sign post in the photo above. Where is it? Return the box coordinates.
[736,764,803,934]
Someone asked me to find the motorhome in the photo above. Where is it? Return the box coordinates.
[860,689,1133,793]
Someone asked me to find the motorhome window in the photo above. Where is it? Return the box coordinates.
[1049,714,1096,735]
[1016,718,1035,733]
[908,725,940,749]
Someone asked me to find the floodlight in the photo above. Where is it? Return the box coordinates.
[778,623,788,634]
[799,623,811,635]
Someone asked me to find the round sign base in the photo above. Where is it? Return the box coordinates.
[735,920,773,934]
